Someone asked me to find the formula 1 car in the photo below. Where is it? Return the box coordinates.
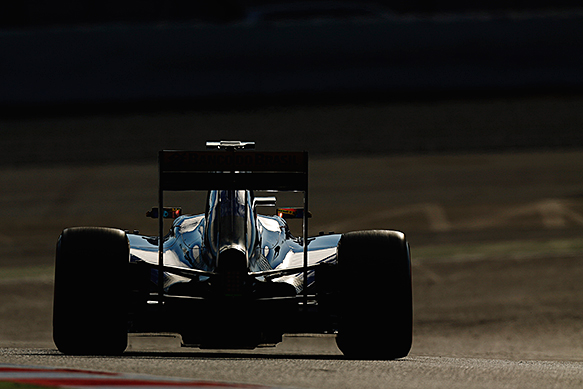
[53,141,412,359]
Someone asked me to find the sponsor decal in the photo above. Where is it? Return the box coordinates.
[277,208,298,218]
[146,207,182,219]
[276,208,309,220]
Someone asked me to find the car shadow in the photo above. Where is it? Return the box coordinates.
[122,350,346,360]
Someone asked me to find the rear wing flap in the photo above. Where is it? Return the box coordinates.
[159,150,308,191]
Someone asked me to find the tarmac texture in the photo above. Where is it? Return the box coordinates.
[1,97,583,387]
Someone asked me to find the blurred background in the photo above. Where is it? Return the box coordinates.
[2,0,583,163]
[1,0,583,269]
[2,1,583,355]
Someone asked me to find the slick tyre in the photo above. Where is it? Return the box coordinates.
[335,230,412,360]
[53,227,129,355]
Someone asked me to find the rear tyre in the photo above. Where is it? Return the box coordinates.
[53,227,129,355]
[335,230,412,360]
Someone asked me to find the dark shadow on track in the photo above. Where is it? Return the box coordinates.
[18,348,415,361]
[21,348,348,361]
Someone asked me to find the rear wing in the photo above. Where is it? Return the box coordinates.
[156,148,310,301]
[159,150,308,191]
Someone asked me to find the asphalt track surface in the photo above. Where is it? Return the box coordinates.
[2,101,583,388]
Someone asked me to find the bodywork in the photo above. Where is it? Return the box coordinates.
[126,143,342,348]
[128,210,340,295]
